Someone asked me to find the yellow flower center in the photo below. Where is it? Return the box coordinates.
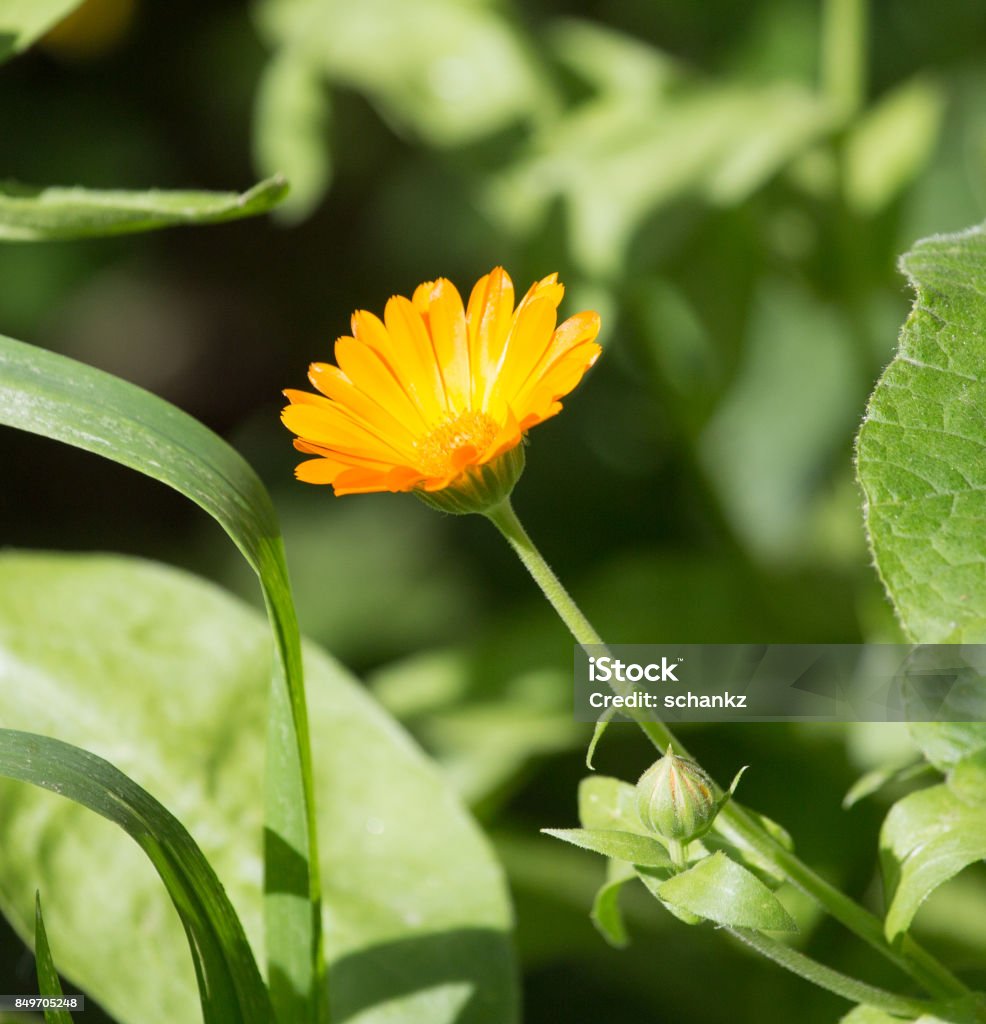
[414,411,499,478]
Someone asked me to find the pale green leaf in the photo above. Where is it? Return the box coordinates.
[541,829,672,869]
[881,783,986,941]
[34,894,74,1024]
[909,722,986,772]
[483,82,833,275]
[0,177,288,241]
[589,860,636,948]
[857,222,986,642]
[0,331,317,1022]
[255,0,544,147]
[0,552,518,1024]
[577,776,648,835]
[948,749,986,804]
[253,51,331,224]
[845,76,945,214]
[843,760,928,809]
[656,852,798,931]
[0,0,83,64]
[0,734,272,1024]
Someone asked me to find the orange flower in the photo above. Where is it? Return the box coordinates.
[282,267,601,504]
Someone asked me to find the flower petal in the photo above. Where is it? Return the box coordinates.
[466,267,515,407]
[384,295,448,422]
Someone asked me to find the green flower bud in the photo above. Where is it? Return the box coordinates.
[636,746,719,843]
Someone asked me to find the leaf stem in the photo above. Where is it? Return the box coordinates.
[484,498,970,1003]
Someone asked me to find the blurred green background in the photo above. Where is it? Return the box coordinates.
[2,0,986,1019]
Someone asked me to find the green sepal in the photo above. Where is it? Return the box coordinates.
[417,445,526,515]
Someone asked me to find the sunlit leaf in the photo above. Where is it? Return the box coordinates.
[909,722,986,773]
[541,829,673,869]
[881,782,986,941]
[255,0,544,146]
[0,177,288,241]
[857,222,986,642]
[0,732,272,1024]
[0,552,518,1024]
[656,853,797,931]
[577,776,648,835]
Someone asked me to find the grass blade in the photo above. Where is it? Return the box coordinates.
[34,893,74,1024]
[0,731,273,1023]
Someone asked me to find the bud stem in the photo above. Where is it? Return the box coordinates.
[667,839,687,871]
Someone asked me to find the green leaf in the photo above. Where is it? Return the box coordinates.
[34,894,74,1024]
[0,553,517,1024]
[948,749,986,805]
[0,176,288,241]
[0,0,83,64]
[656,852,798,931]
[840,1002,977,1024]
[845,75,945,214]
[909,722,986,772]
[881,782,986,941]
[0,735,273,1024]
[577,776,649,834]
[0,333,318,1022]
[541,829,673,869]
[857,222,986,642]
[843,760,929,809]
[635,868,701,926]
[253,51,332,224]
[589,860,636,948]
[255,0,545,147]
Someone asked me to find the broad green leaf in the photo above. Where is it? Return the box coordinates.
[881,783,986,941]
[541,829,672,869]
[948,749,986,805]
[34,894,74,1024]
[577,776,648,835]
[0,553,517,1024]
[857,222,986,642]
[0,737,272,1024]
[656,853,798,932]
[0,177,288,241]
[0,0,82,63]
[909,722,986,772]
[253,51,331,223]
[589,860,635,948]
[0,333,317,1022]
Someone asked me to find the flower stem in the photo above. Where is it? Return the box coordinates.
[484,499,604,647]
[484,498,970,1004]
